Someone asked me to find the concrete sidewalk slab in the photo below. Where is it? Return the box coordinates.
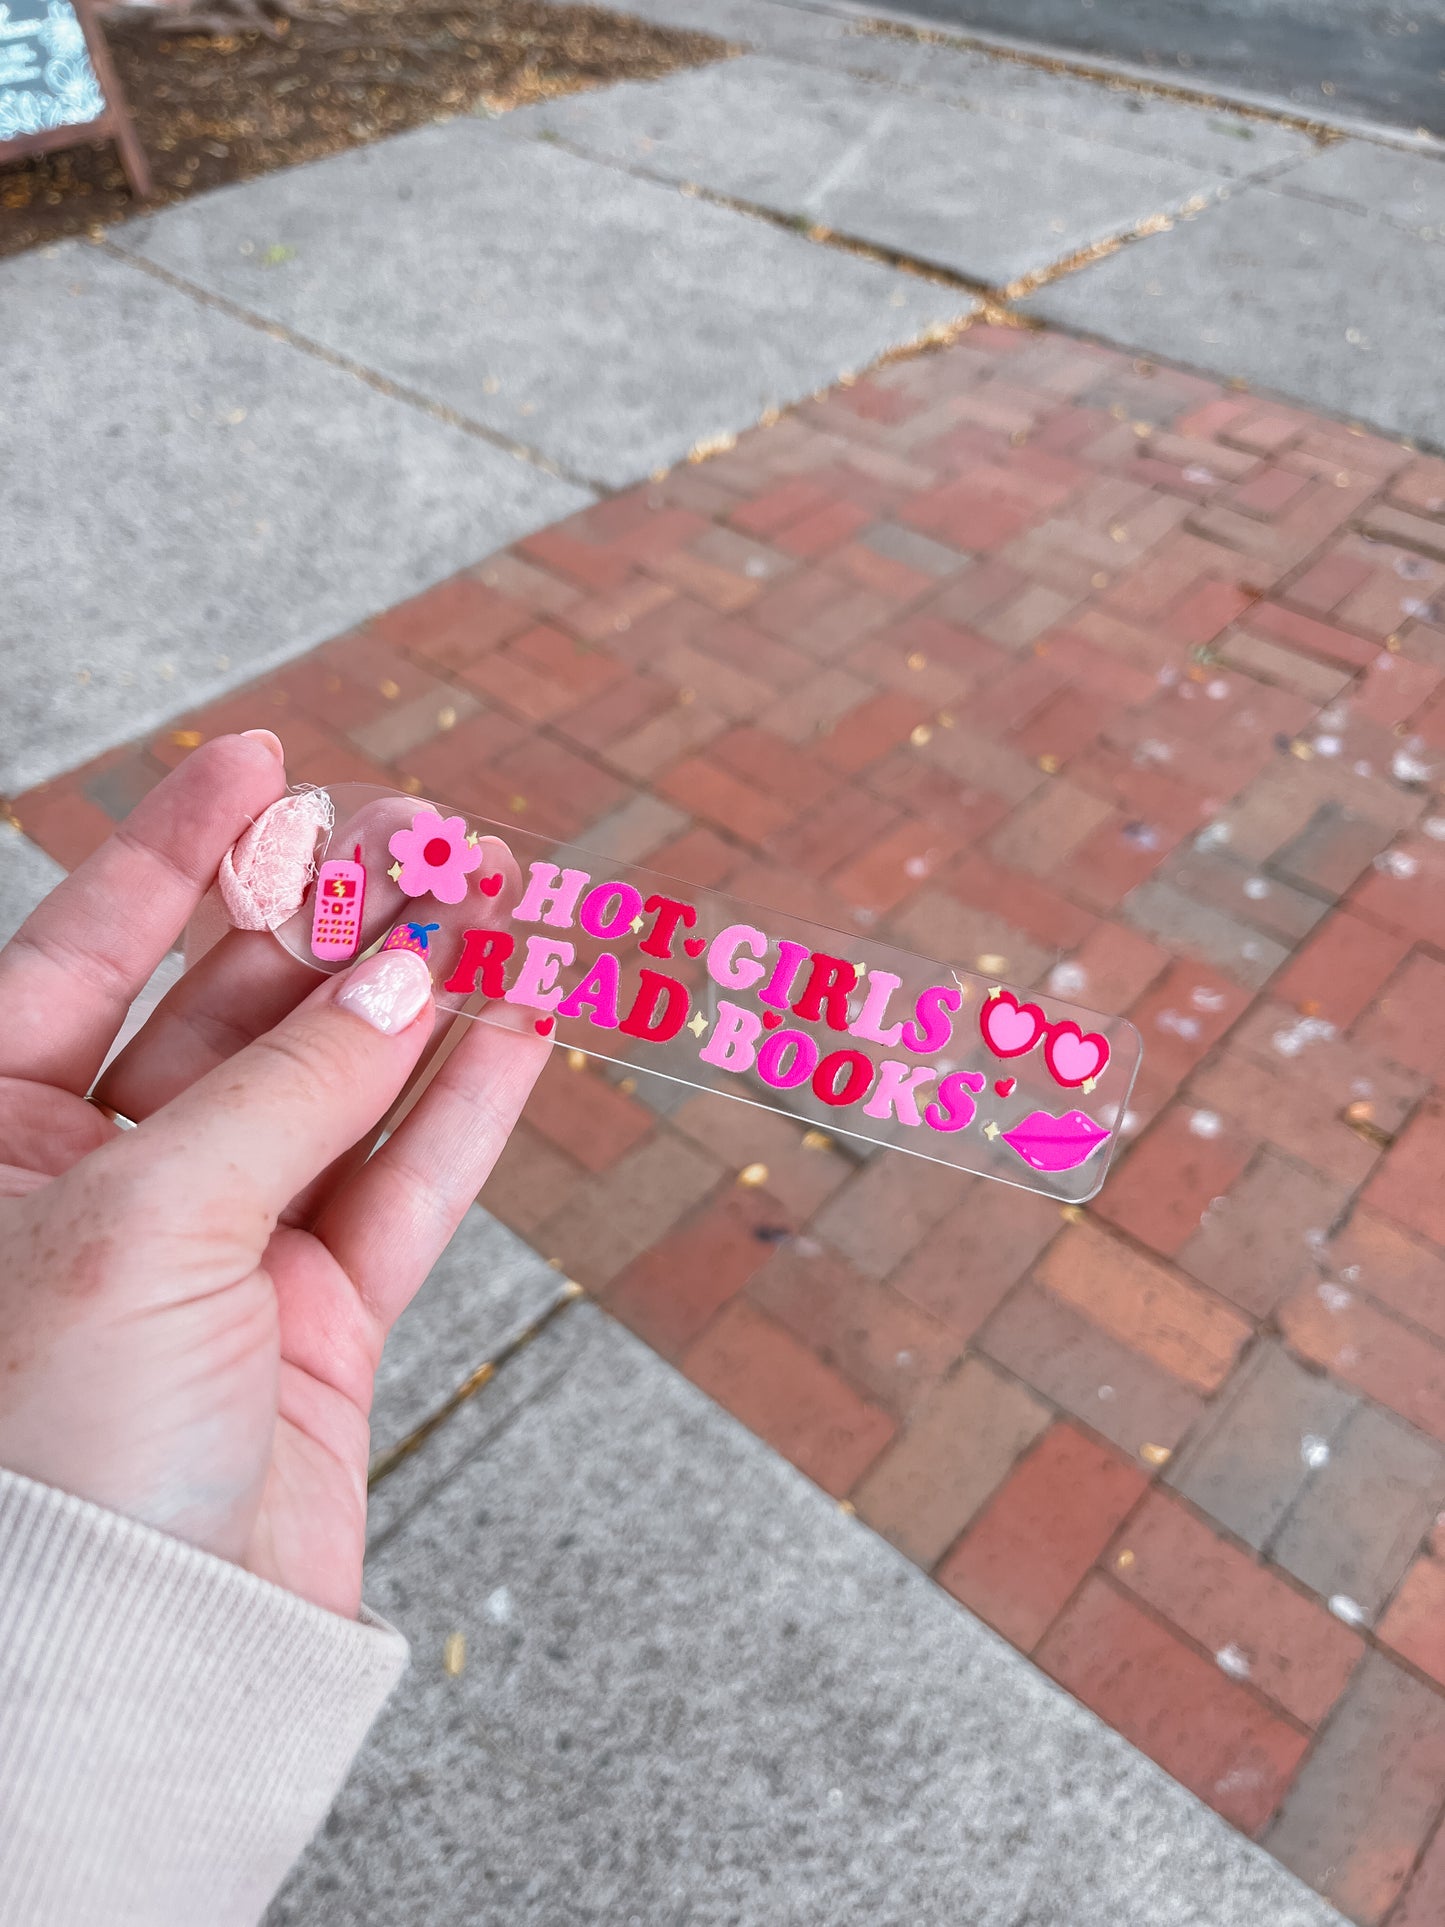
[536,0,1316,179]
[369,1201,569,1463]
[1023,184,1445,446]
[271,1305,1346,1927]
[514,53,1245,289]
[1272,140,1445,232]
[116,119,973,490]
[0,243,588,798]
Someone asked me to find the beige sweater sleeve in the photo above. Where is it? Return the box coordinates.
[0,1465,408,1927]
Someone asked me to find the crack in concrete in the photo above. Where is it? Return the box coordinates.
[96,239,611,499]
[367,1279,584,1490]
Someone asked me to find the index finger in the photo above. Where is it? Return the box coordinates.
[0,733,287,1095]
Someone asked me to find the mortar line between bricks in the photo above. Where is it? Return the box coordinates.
[1391,1805,1445,1926]
[366,1279,583,1489]
[95,241,613,499]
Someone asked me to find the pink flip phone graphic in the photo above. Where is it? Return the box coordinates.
[310,845,366,960]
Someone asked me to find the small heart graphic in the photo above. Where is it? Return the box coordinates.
[478,873,504,898]
[979,989,1047,1060]
[1044,1021,1110,1088]
[683,935,707,958]
[994,1077,1017,1098]
[534,1017,555,1037]
[761,1010,785,1030]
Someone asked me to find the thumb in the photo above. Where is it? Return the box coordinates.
[123,946,436,1231]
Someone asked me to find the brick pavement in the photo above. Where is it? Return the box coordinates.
[14,321,1445,1923]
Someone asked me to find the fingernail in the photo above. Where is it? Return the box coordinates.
[242,728,285,762]
[336,949,433,1035]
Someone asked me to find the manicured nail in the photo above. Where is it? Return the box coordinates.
[336,949,433,1035]
[242,728,285,761]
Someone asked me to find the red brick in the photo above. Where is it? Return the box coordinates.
[1094,1104,1256,1259]
[889,1183,1062,1338]
[479,1119,586,1239]
[828,816,969,915]
[552,672,677,755]
[827,540,936,604]
[523,1057,657,1175]
[1158,579,1259,646]
[1031,625,1160,706]
[1285,549,1376,615]
[1363,1100,1445,1251]
[645,824,739,891]
[815,689,933,775]
[979,1281,1206,1461]
[956,653,1066,735]
[556,574,675,646]
[937,1424,1149,1648]
[370,574,532,667]
[667,1091,852,1219]
[1394,1818,1445,1927]
[986,780,1115,877]
[772,498,873,560]
[811,1154,965,1281]
[7,782,112,870]
[691,614,813,693]
[1280,1277,1445,1445]
[1351,650,1442,730]
[518,524,634,591]
[537,1133,722,1290]
[646,546,761,615]
[1188,1049,1378,1189]
[1380,1556,1445,1690]
[775,785,902,879]
[1242,600,1380,668]
[749,1241,960,1422]
[1064,809,1179,911]
[1350,839,1445,949]
[944,850,1095,951]
[1355,950,1445,1079]
[654,754,791,845]
[1051,921,1169,1014]
[1179,1148,1349,1318]
[727,475,836,539]
[1008,685,1117,768]
[1227,465,1311,519]
[1272,908,1415,1030]
[1038,1576,1309,1833]
[606,1182,791,1360]
[901,476,1038,552]
[1265,1653,1445,1924]
[706,725,837,815]
[682,1298,895,1497]
[1035,1221,1252,1393]
[1328,1207,1445,1346]
[1109,1489,1363,1726]
[489,736,628,839]
[852,1356,1051,1567]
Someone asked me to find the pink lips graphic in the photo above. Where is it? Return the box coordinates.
[1000,1109,1112,1173]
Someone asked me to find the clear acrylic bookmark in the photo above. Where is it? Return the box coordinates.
[271,783,1142,1202]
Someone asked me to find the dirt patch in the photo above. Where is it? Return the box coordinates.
[0,1,728,260]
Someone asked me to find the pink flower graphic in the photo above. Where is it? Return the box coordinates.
[388,810,484,905]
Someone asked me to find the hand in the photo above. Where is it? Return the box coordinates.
[0,734,547,1617]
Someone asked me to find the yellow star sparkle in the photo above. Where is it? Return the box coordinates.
[387,861,403,883]
[687,1011,709,1038]
[465,831,482,847]
[630,915,646,935]
[983,1121,1000,1140]
[1082,1076,1097,1093]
